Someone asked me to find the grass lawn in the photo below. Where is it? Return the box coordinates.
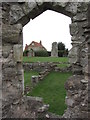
[25,71,72,115]
[24,70,39,87]
[23,57,68,63]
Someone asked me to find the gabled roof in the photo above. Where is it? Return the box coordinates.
[25,41,47,51]
[30,41,42,47]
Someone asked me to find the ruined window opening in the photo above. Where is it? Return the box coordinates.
[23,10,72,116]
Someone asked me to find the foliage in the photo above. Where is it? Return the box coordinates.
[57,42,69,57]
[23,50,29,56]
[35,50,49,57]
[65,49,69,56]
[25,71,72,115]
[58,50,65,57]
[48,51,51,56]
[23,57,68,63]
[58,42,65,51]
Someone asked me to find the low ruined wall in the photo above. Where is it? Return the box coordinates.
[23,62,57,72]
[54,66,72,72]
[23,62,70,72]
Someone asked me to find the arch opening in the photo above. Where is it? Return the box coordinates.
[23,10,72,116]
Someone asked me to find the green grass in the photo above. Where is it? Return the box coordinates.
[57,64,70,68]
[23,57,68,63]
[24,70,39,87]
[26,71,72,115]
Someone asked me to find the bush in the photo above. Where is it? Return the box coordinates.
[58,42,65,51]
[23,50,29,56]
[58,50,64,57]
[58,50,68,57]
[48,51,51,56]
[35,50,49,57]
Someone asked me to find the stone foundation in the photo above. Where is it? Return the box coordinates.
[23,62,57,72]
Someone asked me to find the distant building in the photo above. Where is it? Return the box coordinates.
[25,41,47,57]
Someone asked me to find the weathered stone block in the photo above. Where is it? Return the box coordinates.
[10,2,38,26]
[2,24,22,44]
[13,44,23,62]
[2,67,17,78]
[70,23,78,36]
[2,3,10,24]
[65,97,74,107]
[65,2,78,15]
[0,90,2,99]
[2,45,12,58]
[31,76,39,87]
[0,76,2,90]
[69,46,79,64]
[38,104,49,113]
[81,79,88,84]
[0,46,2,58]
[65,75,84,91]
[21,1,37,15]
[77,2,88,12]
[52,1,68,8]
[71,36,85,42]
[73,12,87,22]
[10,4,25,24]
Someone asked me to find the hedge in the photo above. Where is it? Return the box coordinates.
[35,50,49,57]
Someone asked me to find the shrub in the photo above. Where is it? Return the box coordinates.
[23,50,29,56]
[58,50,64,57]
[35,50,49,57]
[58,42,65,51]
[58,49,68,57]
[48,51,51,56]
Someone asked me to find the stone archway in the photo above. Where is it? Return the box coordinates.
[1,1,89,118]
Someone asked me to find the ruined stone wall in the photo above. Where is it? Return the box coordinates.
[51,42,58,57]
[23,62,71,73]
[1,1,89,118]
[63,2,89,118]
[0,2,2,119]
[23,62,57,72]
[2,3,24,118]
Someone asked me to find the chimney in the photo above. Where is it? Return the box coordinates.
[40,40,42,45]
[25,44,28,50]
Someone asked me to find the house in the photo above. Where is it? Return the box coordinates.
[25,41,47,57]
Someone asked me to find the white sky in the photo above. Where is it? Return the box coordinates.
[23,10,72,51]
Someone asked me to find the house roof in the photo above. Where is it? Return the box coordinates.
[25,41,47,51]
[30,41,42,47]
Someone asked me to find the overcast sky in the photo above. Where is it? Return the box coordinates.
[23,10,72,51]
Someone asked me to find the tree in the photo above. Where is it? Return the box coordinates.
[58,42,65,51]
[58,42,68,57]
[65,49,69,56]
[23,50,29,56]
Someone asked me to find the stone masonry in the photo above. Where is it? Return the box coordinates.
[51,42,58,57]
[1,1,90,119]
